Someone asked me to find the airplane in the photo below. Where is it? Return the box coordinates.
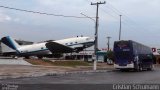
[1,36,94,59]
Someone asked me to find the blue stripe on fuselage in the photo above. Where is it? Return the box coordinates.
[67,41,94,46]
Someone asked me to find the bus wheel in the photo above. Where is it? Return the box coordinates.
[136,65,142,72]
[139,65,143,71]
[120,69,125,72]
[120,69,129,72]
[37,56,43,59]
[147,65,154,71]
[24,56,30,59]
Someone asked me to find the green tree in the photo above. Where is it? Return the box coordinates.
[106,51,114,62]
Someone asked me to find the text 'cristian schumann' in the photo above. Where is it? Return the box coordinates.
[113,84,159,90]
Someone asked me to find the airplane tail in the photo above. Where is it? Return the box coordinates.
[1,36,20,53]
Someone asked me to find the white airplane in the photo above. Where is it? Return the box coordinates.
[1,36,94,59]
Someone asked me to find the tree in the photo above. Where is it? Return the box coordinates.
[106,51,114,62]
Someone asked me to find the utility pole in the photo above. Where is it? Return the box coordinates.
[91,1,106,70]
[107,36,111,51]
[119,15,122,40]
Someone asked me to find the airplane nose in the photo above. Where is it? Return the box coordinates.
[86,41,95,47]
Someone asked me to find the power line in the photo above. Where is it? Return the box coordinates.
[104,2,152,31]
[86,0,151,32]
[84,0,119,20]
[103,3,138,26]
[85,0,150,32]
[100,7,119,20]
[0,5,89,19]
[105,2,137,24]
[100,7,131,31]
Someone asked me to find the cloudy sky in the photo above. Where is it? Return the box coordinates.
[0,0,160,49]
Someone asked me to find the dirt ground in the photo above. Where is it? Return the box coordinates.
[0,63,114,79]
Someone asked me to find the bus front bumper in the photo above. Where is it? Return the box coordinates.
[114,63,134,69]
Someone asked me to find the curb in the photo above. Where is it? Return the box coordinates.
[46,70,113,76]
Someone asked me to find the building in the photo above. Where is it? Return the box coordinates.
[65,50,93,61]
[96,51,107,62]
[152,47,160,64]
[64,48,112,62]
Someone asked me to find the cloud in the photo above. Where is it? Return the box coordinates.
[0,12,24,24]
[13,18,20,22]
[37,0,59,6]
[0,13,12,22]
[0,0,160,48]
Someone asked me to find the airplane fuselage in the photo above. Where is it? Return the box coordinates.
[1,36,94,58]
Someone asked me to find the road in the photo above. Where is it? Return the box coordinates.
[0,66,160,84]
[0,57,31,65]
[0,65,160,90]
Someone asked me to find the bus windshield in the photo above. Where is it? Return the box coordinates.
[114,41,130,49]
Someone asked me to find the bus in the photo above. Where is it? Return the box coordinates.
[113,40,155,71]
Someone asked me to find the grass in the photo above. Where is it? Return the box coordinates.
[51,61,90,67]
[25,59,91,67]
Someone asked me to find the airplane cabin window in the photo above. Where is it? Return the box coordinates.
[65,43,68,45]
[86,38,89,41]
[70,42,73,45]
[41,47,44,49]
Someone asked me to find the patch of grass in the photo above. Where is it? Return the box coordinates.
[25,59,53,66]
[52,61,90,67]
[25,59,90,67]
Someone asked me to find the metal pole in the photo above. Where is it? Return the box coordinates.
[107,37,111,51]
[119,15,122,40]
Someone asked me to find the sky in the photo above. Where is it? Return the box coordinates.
[0,0,160,49]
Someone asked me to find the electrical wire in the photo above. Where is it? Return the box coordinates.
[0,5,89,19]
[104,1,152,31]
[85,0,151,32]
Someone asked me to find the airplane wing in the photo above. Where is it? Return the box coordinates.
[45,42,73,53]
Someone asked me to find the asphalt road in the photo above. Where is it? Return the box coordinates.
[0,66,160,84]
